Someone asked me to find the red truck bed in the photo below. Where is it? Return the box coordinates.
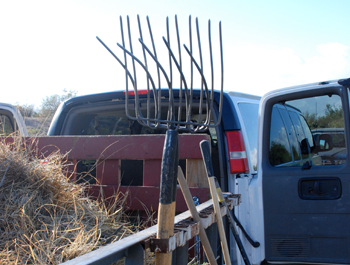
[11,134,211,212]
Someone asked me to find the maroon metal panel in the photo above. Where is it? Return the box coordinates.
[88,186,209,212]
[26,135,209,160]
[4,136,211,212]
[97,159,119,185]
[143,160,162,187]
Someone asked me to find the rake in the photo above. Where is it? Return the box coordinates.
[97,14,224,264]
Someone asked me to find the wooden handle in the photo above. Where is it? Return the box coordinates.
[156,130,179,265]
[209,177,232,265]
[177,166,217,265]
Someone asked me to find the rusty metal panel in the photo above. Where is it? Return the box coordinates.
[143,159,162,187]
[27,134,209,160]
[150,220,199,253]
[97,159,119,185]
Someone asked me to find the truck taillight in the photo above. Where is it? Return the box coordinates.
[123,90,148,95]
[226,131,249,174]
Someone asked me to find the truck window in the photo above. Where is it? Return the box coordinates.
[269,106,292,166]
[279,107,302,161]
[0,113,15,136]
[270,94,347,167]
[289,111,306,156]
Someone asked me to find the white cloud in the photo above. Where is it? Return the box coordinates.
[225,42,350,96]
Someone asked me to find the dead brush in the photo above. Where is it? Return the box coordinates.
[0,137,136,265]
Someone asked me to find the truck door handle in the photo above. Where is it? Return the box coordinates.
[299,177,341,200]
[314,181,326,195]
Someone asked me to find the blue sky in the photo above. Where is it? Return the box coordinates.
[1,0,350,108]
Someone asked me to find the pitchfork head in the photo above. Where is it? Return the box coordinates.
[97,15,224,133]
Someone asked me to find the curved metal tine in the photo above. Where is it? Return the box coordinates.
[137,38,172,102]
[187,15,194,131]
[116,43,159,126]
[95,37,135,88]
[162,36,190,121]
[137,15,155,128]
[166,17,175,129]
[196,17,210,129]
[183,43,211,132]
[119,16,136,121]
[127,16,143,124]
[184,21,224,129]
[207,19,214,127]
[175,15,184,127]
[215,21,224,127]
[146,16,162,126]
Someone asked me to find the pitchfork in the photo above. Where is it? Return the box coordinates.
[97,15,224,264]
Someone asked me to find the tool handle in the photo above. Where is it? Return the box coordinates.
[177,167,217,265]
[209,177,232,265]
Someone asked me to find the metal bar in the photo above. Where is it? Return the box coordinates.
[172,241,188,265]
[204,223,218,264]
[125,243,144,265]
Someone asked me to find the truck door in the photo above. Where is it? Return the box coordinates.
[259,82,350,264]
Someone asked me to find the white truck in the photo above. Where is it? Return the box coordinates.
[0,102,28,136]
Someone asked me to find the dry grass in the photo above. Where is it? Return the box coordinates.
[0,137,135,265]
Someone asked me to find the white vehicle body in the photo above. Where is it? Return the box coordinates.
[0,102,28,136]
[232,79,350,265]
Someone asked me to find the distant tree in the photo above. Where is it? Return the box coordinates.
[303,111,317,129]
[39,89,77,117]
[16,104,36,117]
[304,104,344,130]
[318,104,344,128]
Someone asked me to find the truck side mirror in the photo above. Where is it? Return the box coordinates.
[315,133,334,152]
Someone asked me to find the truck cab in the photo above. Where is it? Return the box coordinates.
[0,102,28,136]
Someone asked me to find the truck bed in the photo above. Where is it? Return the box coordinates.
[7,134,211,212]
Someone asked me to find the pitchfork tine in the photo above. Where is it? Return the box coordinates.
[95,37,135,88]
[188,15,194,130]
[98,15,224,131]
[146,16,162,125]
[175,15,184,125]
[137,15,152,127]
[126,16,143,123]
[119,16,137,122]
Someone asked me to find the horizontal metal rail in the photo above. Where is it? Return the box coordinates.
[61,194,239,265]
